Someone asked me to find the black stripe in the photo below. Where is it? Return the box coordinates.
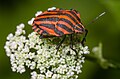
[35,17,59,22]
[32,24,50,35]
[70,9,79,14]
[54,28,64,36]
[68,11,83,28]
[40,24,55,29]
[42,30,49,35]
[74,24,84,32]
[32,25,41,34]
[59,18,75,30]
[33,27,41,33]
[76,23,84,29]
[34,24,40,28]
[39,23,64,36]
[59,18,83,32]
[35,17,74,29]
[65,13,78,24]
[75,26,83,32]
[69,11,81,23]
[39,28,50,35]
[57,23,73,33]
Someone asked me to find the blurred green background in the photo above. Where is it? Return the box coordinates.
[0,0,120,79]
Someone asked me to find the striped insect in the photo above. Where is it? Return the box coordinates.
[32,8,88,52]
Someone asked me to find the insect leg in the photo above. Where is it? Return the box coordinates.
[39,34,43,39]
[70,34,77,53]
[56,35,66,52]
[81,29,88,46]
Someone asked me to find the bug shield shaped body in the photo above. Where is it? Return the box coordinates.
[32,8,86,37]
[32,8,87,51]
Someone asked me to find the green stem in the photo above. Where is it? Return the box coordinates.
[84,43,120,69]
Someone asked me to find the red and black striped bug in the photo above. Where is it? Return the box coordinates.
[32,8,88,52]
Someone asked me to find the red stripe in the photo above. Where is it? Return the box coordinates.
[55,24,71,35]
[40,26,59,36]
[34,21,56,25]
[58,21,74,31]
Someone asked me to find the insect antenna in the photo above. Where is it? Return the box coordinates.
[87,12,106,25]
[81,12,106,46]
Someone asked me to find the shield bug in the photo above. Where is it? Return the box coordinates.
[32,8,88,52]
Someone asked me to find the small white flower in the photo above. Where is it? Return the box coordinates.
[52,74,58,79]
[4,46,11,56]
[28,18,35,25]
[22,45,29,53]
[37,74,45,79]
[67,71,74,77]
[81,46,90,54]
[17,23,25,29]
[48,7,56,11]
[20,36,26,42]
[46,70,53,78]
[58,58,65,64]
[17,65,25,74]
[35,11,42,17]
[31,71,37,79]
[11,66,16,72]
[75,75,78,79]
[18,43,24,51]
[7,33,13,40]
[10,54,15,61]
[5,41,10,46]
[25,60,31,67]
[61,75,68,79]
[30,62,36,70]
[15,29,23,36]
[52,74,61,79]
[22,30,26,34]
[37,49,42,54]
[75,66,82,74]
[56,65,67,74]
[39,66,46,73]
[10,41,17,49]
[81,57,85,63]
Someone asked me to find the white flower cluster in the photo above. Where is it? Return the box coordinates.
[4,7,90,79]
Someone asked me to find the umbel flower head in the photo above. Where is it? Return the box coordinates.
[4,7,90,79]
